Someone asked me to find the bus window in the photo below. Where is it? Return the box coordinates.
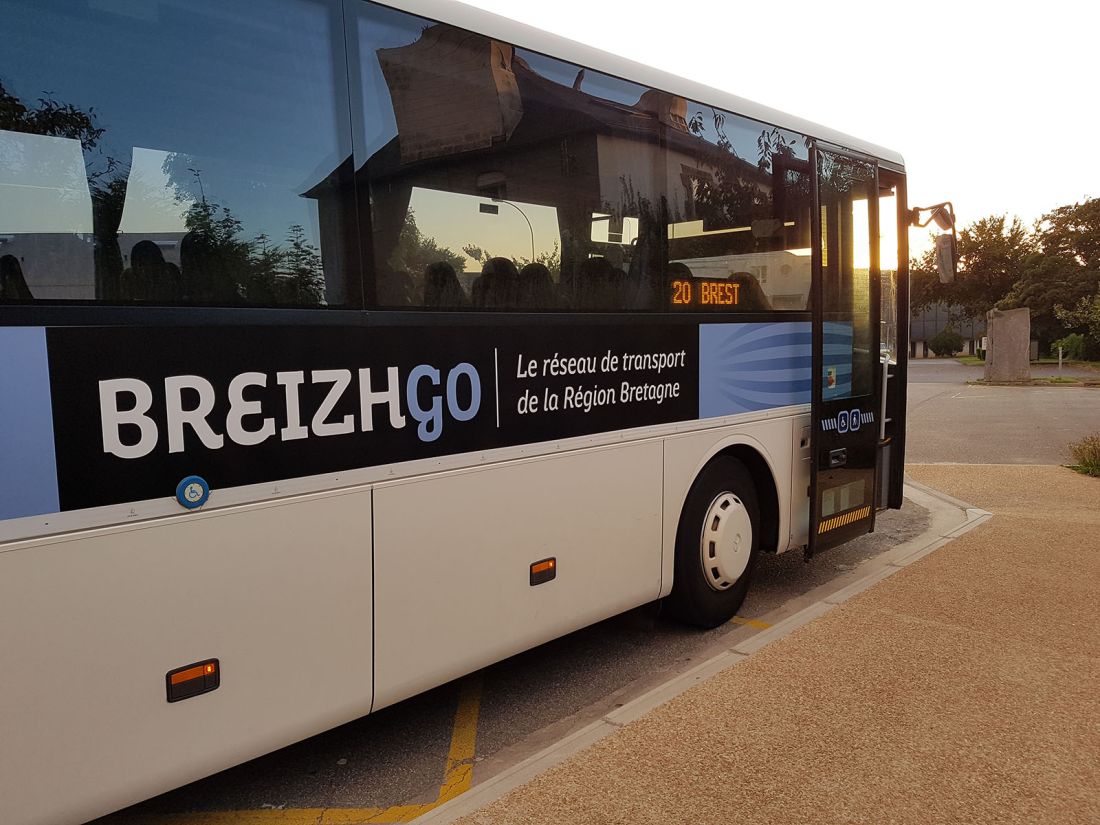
[0,0,358,308]
[349,4,818,315]
[879,185,899,360]
[818,151,877,399]
[666,105,813,312]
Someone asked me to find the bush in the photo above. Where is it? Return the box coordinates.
[1069,434,1100,477]
[928,327,965,358]
[1051,333,1085,360]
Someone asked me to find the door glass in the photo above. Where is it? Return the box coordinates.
[879,187,898,361]
[817,151,876,398]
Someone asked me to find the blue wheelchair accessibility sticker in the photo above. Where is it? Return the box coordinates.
[175,476,210,510]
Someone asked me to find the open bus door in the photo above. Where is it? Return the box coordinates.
[878,169,910,510]
[808,145,881,555]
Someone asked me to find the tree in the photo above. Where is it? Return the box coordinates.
[928,327,964,358]
[0,80,103,151]
[390,210,465,279]
[910,215,1036,330]
[1,81,132,296]
[1055,292,1100,340]
[998,199,1100,346]
[281,224,326,305]
[684,109,767,238]
[952,216,1035,319]
[998,252,1100,345]
[1035,198,1100,270]
[908,241,945,314]
[463,242,561,280]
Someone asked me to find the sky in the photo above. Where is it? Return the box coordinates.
[459,0,1099,258]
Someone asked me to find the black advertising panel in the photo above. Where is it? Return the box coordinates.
[45,323,698,512]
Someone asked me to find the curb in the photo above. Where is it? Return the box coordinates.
[412,481,991,825]
[965,379,1100,388]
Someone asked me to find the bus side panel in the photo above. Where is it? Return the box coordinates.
[660,414,800,596]
[372,441,662,710]
[0,490,374,825]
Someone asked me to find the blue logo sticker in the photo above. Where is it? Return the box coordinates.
[175,476,210,510]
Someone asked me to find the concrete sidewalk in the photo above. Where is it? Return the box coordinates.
[440,465,1100,824]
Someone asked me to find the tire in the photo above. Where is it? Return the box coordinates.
[666,455,761,628]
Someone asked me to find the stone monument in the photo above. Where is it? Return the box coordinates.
[984,307,1031,382]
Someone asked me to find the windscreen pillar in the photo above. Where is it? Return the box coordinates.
[984,307,1031,382]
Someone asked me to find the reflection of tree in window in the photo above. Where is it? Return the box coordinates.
[1,80,335,307]
[388,210,466,304]
[1,81,115,299]
[3,0,352,309]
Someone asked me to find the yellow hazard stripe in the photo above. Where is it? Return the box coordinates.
[817,505,871,534]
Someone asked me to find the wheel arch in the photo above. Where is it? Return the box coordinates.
[661,426,795,600]
[668,435,786,557]
[711,443,781,555]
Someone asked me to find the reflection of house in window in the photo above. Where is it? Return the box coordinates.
[302,18,809,306]
[590,213,638,246]
[0,130,95,299]
[476,171,507,200]
[406,186,559,277]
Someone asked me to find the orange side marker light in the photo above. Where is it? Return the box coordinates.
[530,558,557,586]
[166,659,220,702]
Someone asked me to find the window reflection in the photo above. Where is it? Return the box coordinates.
[352,2,814,312]
[0,0,356,307]
[879,188,899,359]
[818,151,877,398]
[0,131,95,300]
[3,0,822,314]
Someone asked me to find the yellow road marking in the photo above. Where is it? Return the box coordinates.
[437,674,482,805]
[729,615,772,630]
[128,674,484,825]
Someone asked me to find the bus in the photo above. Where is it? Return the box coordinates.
[0,1,912,822]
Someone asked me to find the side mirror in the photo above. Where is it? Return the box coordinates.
[910,201,958,284]
[935,234,957,283]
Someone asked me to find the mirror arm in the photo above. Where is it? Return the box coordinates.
[908,201,955,229]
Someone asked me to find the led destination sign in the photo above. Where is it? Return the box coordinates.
[670,278,742,309]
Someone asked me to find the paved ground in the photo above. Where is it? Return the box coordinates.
[448,464,1100,825]
[907,360,1099,464]
[908,359,1098,384]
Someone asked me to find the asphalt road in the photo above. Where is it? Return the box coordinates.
[95,357,1098,824]
[906,359,1099,464]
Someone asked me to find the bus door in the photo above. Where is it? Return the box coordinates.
[808,145,881,555]
[877,169,909,511]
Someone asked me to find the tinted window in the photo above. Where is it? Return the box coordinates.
[668,104,812,312]
[0,0,357,307]
[350,1,812,312]
[818,150,876,398]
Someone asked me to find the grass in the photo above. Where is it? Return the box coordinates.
[1035,357,1100,370]
[1068,434,1100,478]
[954,355,1100,371]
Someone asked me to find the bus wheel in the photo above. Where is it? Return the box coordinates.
[667,456,760,628]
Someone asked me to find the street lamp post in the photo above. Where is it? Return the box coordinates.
[485,198,535,262]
